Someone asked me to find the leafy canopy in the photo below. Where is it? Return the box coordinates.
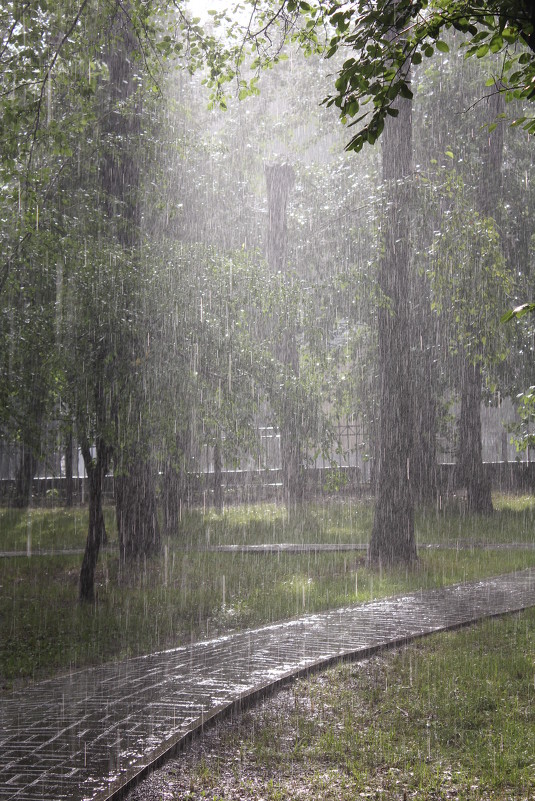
[203,0,535,151]
[321,0,535,150]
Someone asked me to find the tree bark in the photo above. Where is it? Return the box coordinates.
[411,291,438,505]
[457,360,493,514]
[265,163,294,273]
[213,437,223,513]
[64,428,74,507]
[12,389,45,508]
[102,3,160,560]
[457,87,504,514]
[265,163,303,507]
[162,464,181,536]
[116,453,160,562]
[368,72,417,566]
[102,4,141,245]
[162,429,190,536]
[12,444,38,508]
[79,437,109,603]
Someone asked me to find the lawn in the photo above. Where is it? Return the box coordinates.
[1,493,534,690]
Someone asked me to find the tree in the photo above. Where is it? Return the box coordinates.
[100,4,162,566]
[411,32,530,511]
[61,232,132,601]
[427,174,514,501]
[367,53,417,566]
[152,53,369,515]
[265,162,306,506]
[201,1,535,148]
[0,0,98,508]
[306,0,535,152]
[456,88,505,513]
[0,245,58,507]
[0,0,169,590]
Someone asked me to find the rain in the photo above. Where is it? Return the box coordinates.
[1,1,535,800]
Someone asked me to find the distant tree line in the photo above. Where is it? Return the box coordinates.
[1,0,535,600]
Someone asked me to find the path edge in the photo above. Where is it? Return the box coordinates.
[93,599,534,801]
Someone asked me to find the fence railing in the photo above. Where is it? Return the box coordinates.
[1,461,534,507]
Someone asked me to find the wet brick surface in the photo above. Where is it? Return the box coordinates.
[1,569,535,801]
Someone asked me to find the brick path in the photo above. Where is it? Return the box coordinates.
[2,568,535,801]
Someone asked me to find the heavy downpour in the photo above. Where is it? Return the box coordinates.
[1,1,535,800]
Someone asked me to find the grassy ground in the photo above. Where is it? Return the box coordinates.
[0,505,116,552]
[186,492,535,547]
[1,494,535,690]
[128,608,535,801]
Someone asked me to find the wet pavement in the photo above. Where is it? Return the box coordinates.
[2,568,535,801]
[4,541,535,559]
[208,541,535,553]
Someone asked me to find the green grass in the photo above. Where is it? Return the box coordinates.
[181,499,373,547]
[1,493,535,690]
[183,492,535,548]
[175,608,535,800]
[0,506,117,552]
[416,492,535,545]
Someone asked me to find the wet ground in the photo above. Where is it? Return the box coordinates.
[2,567,535,801]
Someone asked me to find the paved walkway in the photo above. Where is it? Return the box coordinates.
[208,541,535,553]
[4,541,535,559]
[2,568,535,801]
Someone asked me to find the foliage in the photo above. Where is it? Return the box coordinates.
[201,0,535,152]
[501,301,535,320]
[424,172,514,371]
[507,385,535,452]
[320,0,535,150]
[0,0,149,470]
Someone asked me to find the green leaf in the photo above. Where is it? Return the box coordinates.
[502,28,517,43]
[398,82,413,100]
[489,34,503,53]
[435,40,449,53]
[501,303,535,322]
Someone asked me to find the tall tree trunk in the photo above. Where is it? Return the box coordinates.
[411,279,438,505]
[162,430,190,536]
[368,71,417,566]
[213,437,223,513]
[64,428,74,507]
[457,360,493,514]
[162,463,181,536]
[116,453,160,562]
[102,4,141,245]
[412,359,438,504]
[102,4,160,560]
[12,389,45,508]
[79,437,109,603]
[12,444,38,508]
[265,163,303,507]
[457,87,504,514]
